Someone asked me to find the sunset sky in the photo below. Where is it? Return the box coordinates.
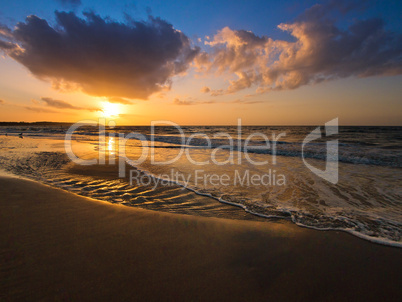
[0,0,401,125]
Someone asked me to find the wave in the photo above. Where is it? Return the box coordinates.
[1,149,401,248]
[126,134,402,168]
[1,125,401,167]
[124,160,402,247]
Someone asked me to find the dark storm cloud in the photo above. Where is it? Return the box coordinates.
[0,11,199,99]
[197,2,402,95]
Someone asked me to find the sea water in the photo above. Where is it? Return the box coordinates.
[0,125,400,247]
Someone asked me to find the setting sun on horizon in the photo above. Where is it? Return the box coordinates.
[0,0,401,126]
[100,102,120,118]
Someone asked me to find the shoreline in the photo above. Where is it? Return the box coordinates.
[68,161,402,248]
[1,135,400,247]
[1,174,401,301]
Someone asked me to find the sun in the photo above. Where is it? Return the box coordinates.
[101,102,120,118]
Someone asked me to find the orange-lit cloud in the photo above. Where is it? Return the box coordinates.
[173,98,195,105]
[173,97,261,106]
[33,97,100,112]
[0,1,401,109]
[24,106,59,113]
[200,86,210,93]
[107,97,134,105]
[0,12,199,100]
[230,99,263,105]
[196,4,402,95]
[173,97,217,106]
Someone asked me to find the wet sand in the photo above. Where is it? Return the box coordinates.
[1,175,401,301]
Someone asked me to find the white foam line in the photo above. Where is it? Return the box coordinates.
[125,164,402,248]
[4,156,401,249]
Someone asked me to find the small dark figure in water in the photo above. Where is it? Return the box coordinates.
[19,133,23,139]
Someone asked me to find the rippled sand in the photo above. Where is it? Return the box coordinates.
[1,174,402,301]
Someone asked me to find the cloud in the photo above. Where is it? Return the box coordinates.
[196,3,402,95]
[39,97,82,109]
[200,86,210,93]
[199,100,216,105]
[173,97,261,105]
[2,2,401,101]
[34,97,100,111]
[0,25,16,50]
[173,97,217,105]
[210,89,224,96]
[201,86,211,93]
[173,98,194,105]
[24,106,59,113]
[0,12,199,100]
[299,0,368,19]
[0,40,16,50]
[230,99,263,105]
[107,97,133,105]
[0,25,13,39]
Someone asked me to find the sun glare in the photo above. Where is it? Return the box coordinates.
[101,102,120,118]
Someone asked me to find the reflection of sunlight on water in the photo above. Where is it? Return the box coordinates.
[108,137,115,155]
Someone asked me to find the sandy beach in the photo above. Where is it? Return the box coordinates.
[1,174,401,301]
[1,0,401,300]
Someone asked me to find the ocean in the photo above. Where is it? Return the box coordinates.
[0,124,401,247]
